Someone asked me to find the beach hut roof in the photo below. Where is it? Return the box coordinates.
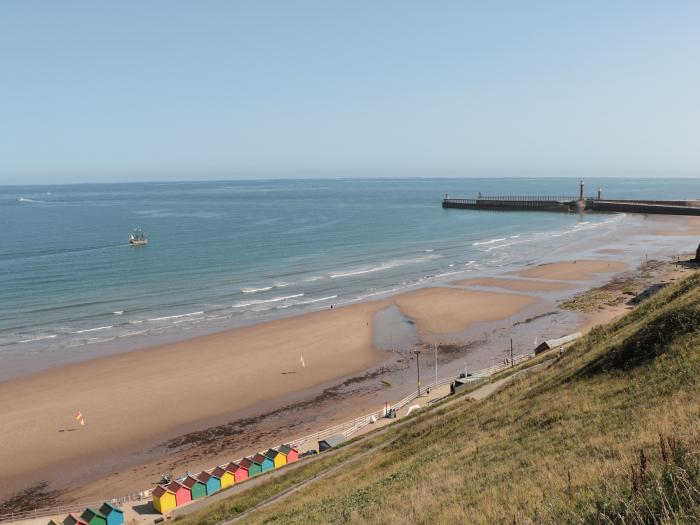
[252,453,267,464]
[181,476,202,489]
[264,448,280,459]
[47,520,62,525]
[278,444,296,454]
[98,502,122,515]
[64,514,88,525]
[212,466,227,477]
[152,485,174,497]
[227,461,245,472]
[197,471,214,482]
[165,481,186,493]
[239,458,253,469]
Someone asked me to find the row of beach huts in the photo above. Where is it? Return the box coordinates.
[152,444,300,514]
[47,502,123,525]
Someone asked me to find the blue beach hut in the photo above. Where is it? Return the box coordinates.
[253,453,274,473]
[196,471,221,495]
[98,503,124,525]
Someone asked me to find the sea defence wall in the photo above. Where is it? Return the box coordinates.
[442,196,700,216]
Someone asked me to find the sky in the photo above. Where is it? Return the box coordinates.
[1,1,699,184]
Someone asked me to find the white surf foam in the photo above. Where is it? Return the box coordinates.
[233,293,304,308]
[148,311,204,322]
[72,325,113,334]
[473,238,506,246]
[18,334,57,344]
[241,286,273,294]
[279,295,338,308]
[330,255,438,279]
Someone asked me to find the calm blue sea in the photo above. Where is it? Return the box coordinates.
[1,177,698,368]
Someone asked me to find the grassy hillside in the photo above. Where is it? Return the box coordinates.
[177,270,700,524]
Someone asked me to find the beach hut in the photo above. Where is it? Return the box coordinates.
[97,502,123,525]
[319,434,346,452]
[253,452,274,473]
[241,457,262,477]
[265,448,287,469]
[197,471,221,495]
[212,466,235,489]
[182,475,207,500]
[279,444,299,463]
[80,508,107,525]
[47,520,62,525]
[165,481,192,507]
[152,485,177,514]
[63,514,88,525]
[226,462,249,483]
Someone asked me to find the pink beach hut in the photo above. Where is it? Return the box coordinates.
[226,462,249,483]
[166,480,192,506]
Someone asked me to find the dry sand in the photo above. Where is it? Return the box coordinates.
[452,277,572,292]
[0,300,388,499]
[514,259,628,281]
[392,287,539,335]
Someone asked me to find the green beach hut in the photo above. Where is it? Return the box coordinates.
[182,475,207,500]
[240,457,261,477]
[80,508,107,525]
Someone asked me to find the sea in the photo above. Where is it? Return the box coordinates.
[1,177,698,375]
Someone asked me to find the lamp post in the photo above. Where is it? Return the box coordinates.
[434,343,439,390]
[413,348,422,396]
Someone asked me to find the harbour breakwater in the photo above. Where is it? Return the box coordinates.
[443,182,700,216]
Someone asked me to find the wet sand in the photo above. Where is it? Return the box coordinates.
[453,277,572,292]
[392,288,539,334]
[514,259,628,281]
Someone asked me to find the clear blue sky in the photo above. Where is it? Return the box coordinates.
[1,1,699,183]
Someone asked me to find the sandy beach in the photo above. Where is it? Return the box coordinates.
[0,249,692,511]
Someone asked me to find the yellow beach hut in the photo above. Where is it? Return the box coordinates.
[265,448,286,469]
[212,466,235,489]
[152,485,177,514]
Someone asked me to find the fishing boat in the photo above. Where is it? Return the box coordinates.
[129,228,148,246]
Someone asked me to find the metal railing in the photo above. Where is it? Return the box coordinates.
[0,353,532,524]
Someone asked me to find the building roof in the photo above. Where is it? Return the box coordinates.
[239,458,253,469]
[181,476,203,489]
[64,514,88,525]
[165,481,187,493]
[264,448,280,459]
[196,471,213,483]
[252,453,268,464]
[211,466,228,478]
[152,485,174,498]
[535,332,582,353]
[319,434,346,447]
[81,508,105,521]
[278,444,296,454]
[227,461,245,471]
[98,502,123,515]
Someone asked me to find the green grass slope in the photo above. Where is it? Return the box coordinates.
[178,271,700,525]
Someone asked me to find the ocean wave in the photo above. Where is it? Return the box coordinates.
[113,310,124,315]
[241,286,273,294]
[329,255,438,279]
[354,288,400,301]
[148,311,204,322]
[233,293,304,308]
[18,197,44,203]
[18,334,57,344]
[279,295,338,308]
[303,276,324,282]
[473,238,506,246]
[72,325,113,334]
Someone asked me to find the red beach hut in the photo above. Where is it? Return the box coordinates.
[166,481,192,506]
[279,444,299,463]
[226,462,249,483]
